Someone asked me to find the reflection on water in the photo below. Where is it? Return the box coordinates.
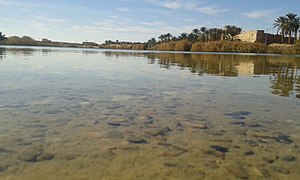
[0,46,300,180]
[0,48,6,60]
[104,51,300,99]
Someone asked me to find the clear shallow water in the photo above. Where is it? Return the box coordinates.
[0,46,300,180]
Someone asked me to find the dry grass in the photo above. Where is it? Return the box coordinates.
[174,40,192,51]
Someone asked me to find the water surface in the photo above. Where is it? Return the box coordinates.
[0,46,300,180]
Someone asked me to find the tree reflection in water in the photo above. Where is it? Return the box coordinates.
[1,47,300,99]
[0,47,6,60]
[104,51,300,99]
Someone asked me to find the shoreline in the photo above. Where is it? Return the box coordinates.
[1,44,299,57]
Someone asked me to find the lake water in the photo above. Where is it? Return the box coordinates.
[0,46,300,180]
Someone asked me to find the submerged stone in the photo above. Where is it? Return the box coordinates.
[145,127,171,137]
[0,147,8,153]
[247,123,263,128]
[18,152,39,162]
[210,145,229,153]
[225,111,252,120]
[107,122,121,127]
[244,150,255,156]
[36,153,55,161]
[106,130,124,139]
[176,122,184,131]
[159,143,188,157]
[107,104,125,110]
[137,115,154,124]
[272,166,290,174]
[0,164,8,172]
[128,136,147,144]
[204,150,225,158]
[262,157,275,164]
[191,123,209,129]
[275,134,293,144]
[282,155,296,162]
[230,121,246,125]
[163,162,177,167]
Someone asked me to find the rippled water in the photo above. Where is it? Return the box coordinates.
[0,46,300,180]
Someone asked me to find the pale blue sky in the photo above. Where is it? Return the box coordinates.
[0,0,299,43]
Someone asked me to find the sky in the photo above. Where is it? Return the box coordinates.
[0,0,299,43]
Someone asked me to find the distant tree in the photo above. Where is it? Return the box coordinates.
[224,25,242,40]
[171,36,178,41]
[200,27,208,42]
[192,28,200,41]
[187,32,197,42]
[105,40,113,45]
[0,32,7,43]
[208,28,223,41]
[165,33,173,42]
[273,16,288,43]
[158,34,165,42]
[286,13,298,44]
[158,33,173,42]
[146,38,157,48]
[178,33,188,40]
[293,17,300,41]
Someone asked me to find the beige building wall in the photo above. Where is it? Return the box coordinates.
[236,30,265,43]
[236,30,293,44]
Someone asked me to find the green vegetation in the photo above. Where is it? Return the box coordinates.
[273,13,300,44]
[0,32,7,43]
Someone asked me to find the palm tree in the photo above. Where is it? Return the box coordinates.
[293,17,300,41]
[208,28,223,41]
[187,32,197,42]
[158,34,166,42]
[200,27,208,42]
[273,16,288,43]
[192,28,200,41]
[146,38,157,48]
[0,32,7,43]
[178,33,188,40]
[158,33,173,42]
[286,13,298,44]
[165,33,173,42]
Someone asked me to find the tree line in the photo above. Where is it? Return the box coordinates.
[146,25,242,48]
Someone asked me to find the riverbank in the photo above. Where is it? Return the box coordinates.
[1,40,300,55]
[104,40,300,55]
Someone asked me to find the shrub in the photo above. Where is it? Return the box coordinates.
[4,36,37,46]
[174,40,192,51]
[191,41,268,53]
[191,42,205,52]
[267,44,299,54]
[132,44,145,50]
[155,41,177,51]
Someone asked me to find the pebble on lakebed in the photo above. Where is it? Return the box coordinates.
[18,151,55,162]
[224,111,252,120]
[210,145,229,153]
[127,136,147,144]
[145,127,171,137]
[282,155,296,162]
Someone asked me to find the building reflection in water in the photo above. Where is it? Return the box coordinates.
[1,47,300,99]
[104,51,300,99]
[151,53,300,99]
